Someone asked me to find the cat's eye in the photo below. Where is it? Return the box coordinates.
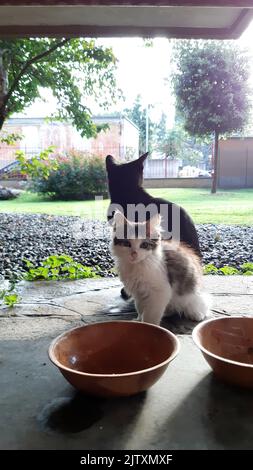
[140,241,150,249]
[122,240,131,247]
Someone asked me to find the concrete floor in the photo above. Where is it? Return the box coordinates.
[0,276,253,450]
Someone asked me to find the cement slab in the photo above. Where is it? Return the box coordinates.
[1,334,253,450]
[1,276,253,450]
[0,317,81,341]
[1,277,253,339]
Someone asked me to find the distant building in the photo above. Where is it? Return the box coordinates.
[0,115,139,169]
[218,137,253,188]
[89,115,139,161]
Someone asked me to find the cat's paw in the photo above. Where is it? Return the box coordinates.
[183,293,210,322]
[184,309,207,322]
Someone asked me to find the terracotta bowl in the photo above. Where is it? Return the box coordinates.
[48,321,180,397]
[192,316,253,388]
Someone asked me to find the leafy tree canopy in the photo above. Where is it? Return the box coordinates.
[0,38,118,137]
[155,114,211,167]
[172,40,252,137]
[171,40,252,192]
[124,95,156,154]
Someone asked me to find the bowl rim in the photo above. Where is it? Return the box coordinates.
[192,315,253,369]
[48,320,181,378]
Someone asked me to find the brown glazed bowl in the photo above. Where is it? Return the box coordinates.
[192,316,253,388]
[48,321,180,397]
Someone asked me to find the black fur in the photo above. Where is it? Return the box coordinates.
[106,153,201,256]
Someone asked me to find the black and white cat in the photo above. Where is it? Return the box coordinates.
[111,212,209,325]
[106,153,201,255]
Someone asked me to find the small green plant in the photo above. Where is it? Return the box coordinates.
[0,276,21,308]
[204,263,252,275]
[23,254,98,281]
[0,132,23,145]
[16,146,59,180]
[240,262,253,275]
[1,293,20,307]
[219,266,240,275]
[31,152,108,200]
[0,254,99,309]
[203,263,219,274]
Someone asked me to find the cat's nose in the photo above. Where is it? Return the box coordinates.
[131,251,137,259]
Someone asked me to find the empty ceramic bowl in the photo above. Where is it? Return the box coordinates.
[48,320,180,397]
[192,316,253,388]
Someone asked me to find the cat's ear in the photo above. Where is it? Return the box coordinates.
[113,211,128,238]
[113,211,127,227]
[146,214,161,238]
[137,152,148,167]
[106,155,116,171]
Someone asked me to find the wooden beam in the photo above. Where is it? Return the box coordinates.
[0,2,252,39]
[0,1,253,7]
[0,23,250,39]
[228,8,253,37]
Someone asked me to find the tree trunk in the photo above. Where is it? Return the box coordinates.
[0,49,8,132]
[211,130,219,194]
[0,113,5,130]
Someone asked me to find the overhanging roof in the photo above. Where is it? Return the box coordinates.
[0,1,253,39]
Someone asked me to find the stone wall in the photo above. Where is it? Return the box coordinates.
[0,177,212,191]
[143,177,211,189]
[0,179,28,190]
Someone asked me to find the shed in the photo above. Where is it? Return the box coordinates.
[218,137,253,188]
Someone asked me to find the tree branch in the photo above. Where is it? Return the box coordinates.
[4,38,71,109]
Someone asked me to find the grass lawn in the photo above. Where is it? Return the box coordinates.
[0,188,253,225]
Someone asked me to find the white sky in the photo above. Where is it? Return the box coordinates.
[17,19,253,130]
[97,37,174,124]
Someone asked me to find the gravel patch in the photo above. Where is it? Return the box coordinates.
[0,213,252,280]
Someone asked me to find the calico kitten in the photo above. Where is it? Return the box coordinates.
[111,212,209,325]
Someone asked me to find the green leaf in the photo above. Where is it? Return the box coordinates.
[219,266,240,275]
[203,264,219,274]
[241,262,253,273]
[66,266,76,274]
[0,38,118,136]
[23,259,34,268]
[3,293,19,307]
[0,132,23,145]
[23,253,98,281]
[51,268,60,276]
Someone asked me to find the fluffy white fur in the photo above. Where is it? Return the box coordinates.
[112,212,210,325]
